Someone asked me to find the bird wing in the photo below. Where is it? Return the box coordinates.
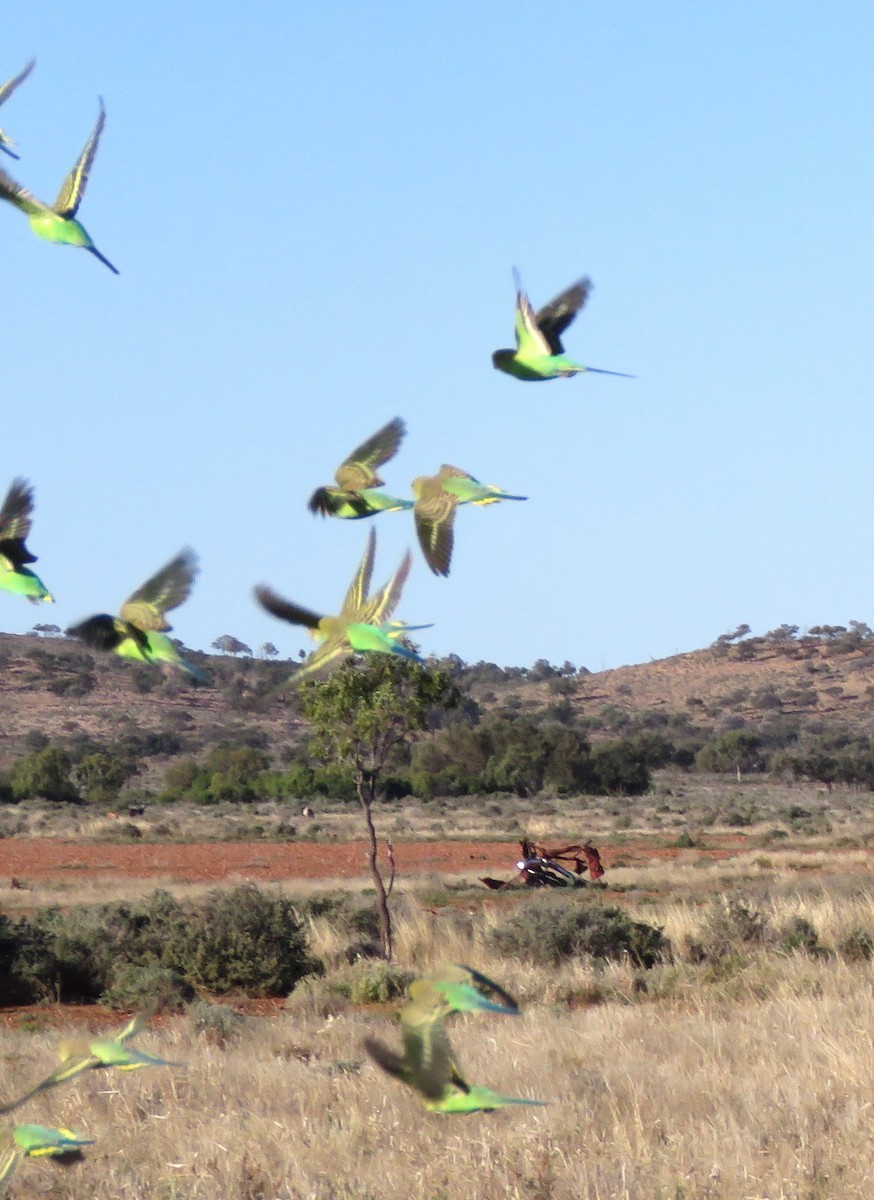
[0,1129,24,1189]
[335,416,406,490]
[111,1012,149,1044]
[254,585,324,631]
[66,614,130,653]
[399,996,457,1100]
[293,635,351,681]
[361,549,411,626]
[0,166,48,216]
[0,59,35,106]
[534,278,591,354]
[120,548,198,632]
[512,269,552,357]
[413,479,456,577]
[0,478,33,544]
[339,527,376,619]
[428,965,520,1015]
[53,100,106,218]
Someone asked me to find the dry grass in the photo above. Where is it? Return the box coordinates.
[1,884,874,1199]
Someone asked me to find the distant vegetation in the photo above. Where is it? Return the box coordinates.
[3,617,874,811]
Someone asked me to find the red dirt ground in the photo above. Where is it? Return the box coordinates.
[0,835,757,884]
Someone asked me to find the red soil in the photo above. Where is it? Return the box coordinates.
[0,835,756,885]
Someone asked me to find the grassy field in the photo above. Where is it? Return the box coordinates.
[0,777,872,1199]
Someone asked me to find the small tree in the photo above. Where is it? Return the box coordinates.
[261,642,279,659]
[211,635,252,656]
[298,657,458,959]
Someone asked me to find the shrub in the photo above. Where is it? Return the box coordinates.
[102,963,194,1012]
[487,897,668,968]
[160,884,317,995]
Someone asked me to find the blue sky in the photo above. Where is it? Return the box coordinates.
[2,2,872,672]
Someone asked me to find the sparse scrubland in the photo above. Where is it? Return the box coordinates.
[0,809,872,1199]
[2,631,874,1197]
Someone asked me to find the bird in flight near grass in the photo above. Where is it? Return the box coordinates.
[0,59,35,159]
[308,416,413,519]
[0,1123,93,1191]
[0,99,118,272]
[255,526,425,680]
[0,1014,179,1116]
[411,464,526,576]
[364,965,547,1114]
[66,549,203,677]
[0,478,53,604]
[492,270,632,382]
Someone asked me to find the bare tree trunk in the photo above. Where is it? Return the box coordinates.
[358,787,393,960]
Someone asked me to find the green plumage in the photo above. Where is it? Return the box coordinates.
[0,477,53,604]
[0,1014,179,1116]
[308,417,412,519]
[0,99,118,272]
[0,59,35,159]
[364,965,546,1114]
[66,549,203,678]
[0,1123,93,1191]
[492,271,631,381]
[255,526,425,681]
[411,464,527,577]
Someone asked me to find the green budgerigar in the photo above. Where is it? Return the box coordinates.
[364,965,546,1114]
[411,464,526,577]
[308,417,413,519]
[492,270,631,381]
[0,478,53,604]
[0,59,35,159]
[255,526,426,681]
[0,99,118,272]
[66,549,203,678]
[0,1123,93,1192]
[0,1014,179,1116]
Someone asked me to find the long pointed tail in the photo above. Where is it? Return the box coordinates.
[88,245,120,275]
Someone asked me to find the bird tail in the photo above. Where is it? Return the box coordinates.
[87,245,120,275]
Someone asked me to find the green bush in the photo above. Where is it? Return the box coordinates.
[487,897,668,968]
[160,884,317,995]
[102,963,195,1012]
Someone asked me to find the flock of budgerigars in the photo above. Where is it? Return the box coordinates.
[0,58,633,1186]
[0,969,547,1192]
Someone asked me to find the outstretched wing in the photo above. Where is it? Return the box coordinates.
[413,478,456,578]
[339,527,376,619]
[53,100,106,218]
[0,1129,24,1188]
[362,548,411,625]
[0,166,47,216]
[253,585,324,631]
[512,268,552,358]
[0,59,35,107]
[120,548,198,632]
[335,417,406,490]
[293,635,350,681]
[534,278,591,354]
[0,478,33,544]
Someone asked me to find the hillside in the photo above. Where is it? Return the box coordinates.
[2,626,874,789]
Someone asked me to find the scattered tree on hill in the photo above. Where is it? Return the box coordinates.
[32,623,61,637]
[298,657,458,960]
[261,642,279,659]
[211,635,252,656]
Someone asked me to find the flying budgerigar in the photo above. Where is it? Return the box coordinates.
[308,417,414,519]
[411,464,526,577]
[255,526,426,681]
[0,1124,93,1192]
[0,1014,179,1116]
[66,549,203,678]
[0,99,118,272]
[364,965,547,1114]
[0,478,54,604]
[0,59,35,159]
[492,270,631,381]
